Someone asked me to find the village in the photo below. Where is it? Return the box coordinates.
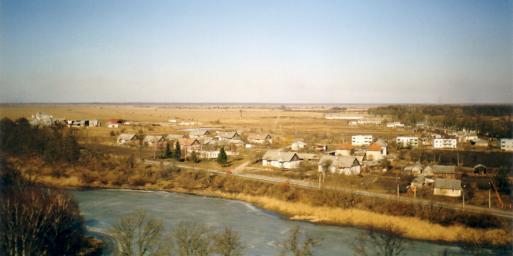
[23,105,513,212]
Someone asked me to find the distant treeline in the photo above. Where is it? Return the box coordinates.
[0,118,80,163]
[369,105,513,138]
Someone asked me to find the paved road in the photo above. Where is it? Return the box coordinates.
[146,160,513,220]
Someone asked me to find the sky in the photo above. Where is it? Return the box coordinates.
[0,0,512,104]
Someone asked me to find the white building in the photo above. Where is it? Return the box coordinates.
[433,138,457,149]
[500,139,513,151]
[352,135,373,146]
[396,136,419,148]
[262,150,302,169]
[199,150,239,159]
[290,141,307,151]
[247,133,272,144]
[365,139,387,161]
[350,119,382,126]
[386,122,405,128]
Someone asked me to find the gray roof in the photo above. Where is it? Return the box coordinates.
[217,131,240,139]
[143,135,164,143]
[431,165,456,174]
[434,178,461,190]
[118,133,136,141]
[319,155,360,168]
[404,162,423,171]
[297,153,319,160]
[262,150,299,162]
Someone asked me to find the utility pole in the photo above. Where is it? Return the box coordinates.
[488,188,491,208]
[462,185,466,209]
[395,173,400,199]
[153,140,157,160]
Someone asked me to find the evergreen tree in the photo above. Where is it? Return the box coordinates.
[174,141,181,161]
[217,147,228,165]
[162,142,172,159]
[190,151,198,163]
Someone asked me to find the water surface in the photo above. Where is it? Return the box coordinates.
[72,189,487,255]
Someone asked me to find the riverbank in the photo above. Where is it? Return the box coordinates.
[57,183,511,247]
[9,156,511,248]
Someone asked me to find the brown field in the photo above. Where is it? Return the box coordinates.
[0,104,413,147]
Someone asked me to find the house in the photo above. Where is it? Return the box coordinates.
[352,135,373,146]
[386,122,405,128]
[315,144,328,152]
[247,133,272,144]
[350,119,382,126]
[332,144,353,156]
[199,150,239,159]
[30,112,57,126]
[189,129,210,138]
[177,138,202,154]
[410,175,434,189]
[198,137,217,146]
[219,139,244,148]
[262,150,302,169]
[404,162,423,176]
[366,143,386,161]
[500,138,513,151]
[433,138,457,149]
[433,178,462,197]
[31,112,54,126]
[117,133,137,145]
[318,155,361,175]
[290,141,307,151]
[396,136,419,148]
[143,135,164,146]
[462,134,479,143]
[470,138,488,148]
[216,131,241,141]
[66,119,101,128]
[423,165,456,178]
[106,119,124,128]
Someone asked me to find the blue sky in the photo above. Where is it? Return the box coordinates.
[1,0,511,103]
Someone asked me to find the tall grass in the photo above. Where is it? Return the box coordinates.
[206,191,510,246]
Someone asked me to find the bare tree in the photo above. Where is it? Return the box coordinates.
[279,226,320,256]
[352,224,410,256]
[111,210,164,256]
[0,187,86,256]
[173,221,213,256]
[213,227,245,256]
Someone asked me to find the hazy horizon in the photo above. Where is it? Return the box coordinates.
[1,0,512,104]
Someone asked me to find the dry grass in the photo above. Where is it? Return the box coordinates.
[204,191,511,246]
